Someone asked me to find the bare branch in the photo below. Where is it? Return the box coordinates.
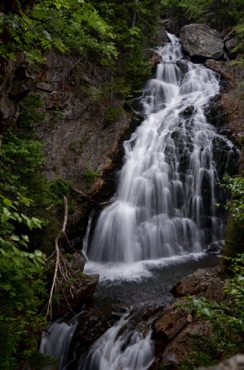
[46,196,68,320]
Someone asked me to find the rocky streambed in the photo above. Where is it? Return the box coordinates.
[41,253,222,369]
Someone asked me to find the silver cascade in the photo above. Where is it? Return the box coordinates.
[86,34,227,264]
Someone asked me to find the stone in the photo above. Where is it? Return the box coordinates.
[162,320,213,366]
[36,82,53,92]
[198,354,244,370]
[205,241,224,255]
[205,60,236,89]
[171,267,225,302]
[180,24,224,60]
[220,92,244,172]
[224,31,238,57]
[153,303,189,341]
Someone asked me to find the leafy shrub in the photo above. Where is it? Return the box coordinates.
[222,175,244,258]
[179,253,244,369]
[0,195,49,369]
[84,168,100,188]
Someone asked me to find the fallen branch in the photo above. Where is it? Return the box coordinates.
[71,186,97,204]
[46,196,68,320]
[72,186,111,207]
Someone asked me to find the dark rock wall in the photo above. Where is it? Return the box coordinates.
[34,50,132,194]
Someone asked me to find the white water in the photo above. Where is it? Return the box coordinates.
[85,34,228,277]
[40,321,77,369]
[40,34,236,370]
[78,314,154,370]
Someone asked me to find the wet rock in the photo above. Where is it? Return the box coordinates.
[198,354,244,370]
[151,23,169,46]
[212,135,239,178]
[224,31,238,58]
[171,267,225,302]
[153,304,189,341]
[220,92,244,172]
[161,319,213,366]
[206,241,224,255]
[205,60,236,89]
[180,24,224,60]
[179,105,195,118]
[149,54,162,67]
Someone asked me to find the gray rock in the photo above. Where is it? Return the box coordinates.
[224,31,238,56]
[180,24,224,60]
[198,355,244,370]
[171,266,225,302]
[36,82,53,92]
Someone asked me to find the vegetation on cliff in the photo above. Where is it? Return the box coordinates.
[0,0,243,368]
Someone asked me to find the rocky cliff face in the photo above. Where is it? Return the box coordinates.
[0,53,34,134]
[34,50,132,194]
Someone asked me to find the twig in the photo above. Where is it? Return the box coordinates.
[71,186,97,204]
[46,196,68,320]
[72,186,111,206]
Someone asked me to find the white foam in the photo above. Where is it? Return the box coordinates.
[84,252,205,283]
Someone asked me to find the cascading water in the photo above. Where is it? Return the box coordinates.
[40,321,77,369]
[41,34,238,370]
[86,34,226,267]
[78,314,154,370]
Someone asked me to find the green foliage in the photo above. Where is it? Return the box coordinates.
[223,175,244,222]
[0,0,117,62]
[18,93,46,128]
[232,23,244,67]
[180,254,244,369]
[179,0,243,29]
[103,106,124,125]
[84,168,100,188]
[160,0,244,64]
[0,195,49,369]
[0,128,47,204]
[49,178,72,205]
[222,175,244,258]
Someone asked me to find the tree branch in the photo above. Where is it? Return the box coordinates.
[46,195,68,320]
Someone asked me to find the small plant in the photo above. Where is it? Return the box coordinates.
[84,168,100,188]
[103,106,124,125]
[178,253,244,369]
[18,93,46,128]
[49,179,72,205]
[222,175,244,258]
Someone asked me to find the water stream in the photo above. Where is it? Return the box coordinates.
[40,34,237,369]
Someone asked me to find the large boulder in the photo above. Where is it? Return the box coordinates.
[180,24,224,60]
[171,267,225,302]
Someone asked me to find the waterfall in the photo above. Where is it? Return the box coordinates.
[86,34,227,266]
[40,321,77,369]
[40,34,237,370]
[78,314,154,370]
